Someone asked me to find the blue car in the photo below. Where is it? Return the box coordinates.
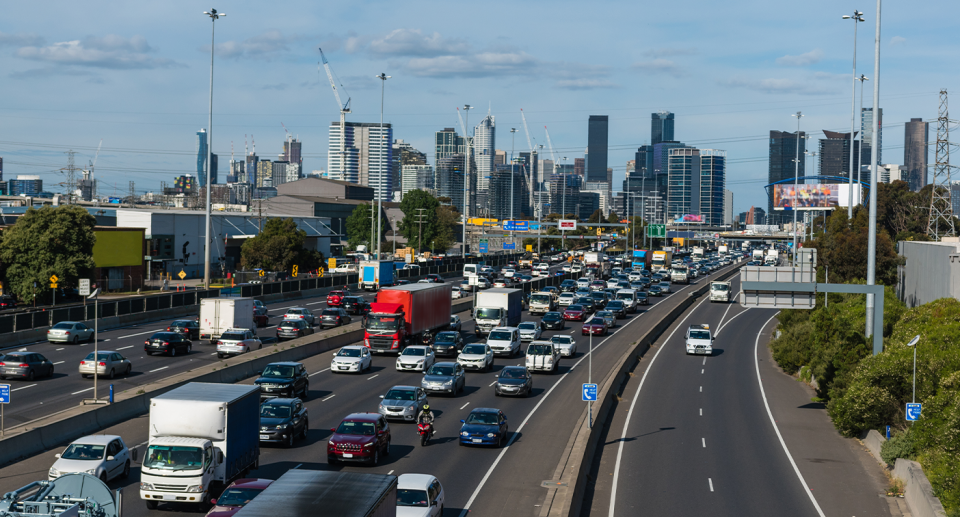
[459,408,509,447]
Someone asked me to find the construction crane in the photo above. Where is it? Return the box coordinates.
[319,48,352,178]
[544,126,558,167]
[520,109,537,211]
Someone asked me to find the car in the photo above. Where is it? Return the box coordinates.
[648,285,662,296]
[475,277,492,289]
[326,290,349,306]
[425,274,444,283]
[259,398,308,447]
[216,329,262,358]
[605,278,621,289]
[396,346,437,372]
[542,285,559,298]
[563,305,586,322]
[575,297,597,313]
[276,319,314,341]
[562,264,573,273]
[167,319,200,339]
[685,324,715,355]
[557,293,576,307]
[459,408,509,447]
[255,361,309,399]
[485,327,521,357]
[1,351,54,381]
[575,278,590,289]
[517,321,542,342]
[574,287,591,297]
[550,335,577,357]
[396,473,445,516]
[144,331,192,356]
[502,268,516,278]
[541,311,565,330]
[206,479,273,517]
[457,343,494,371]
[658,281,672,294]
[0,295,17,310]
[282,308,317,325]
[430,331,464,356]
[50,434,132,482]
[253,300,268,317]
[589,291,611,306]
[492,279,508,289]
[47,321,94,344]
[379,385,428,421]
[319,308,351,328]
[79,351,132,379]
[396,279,412,286]
[636,291,649,305]
[589,280,606,292]
[495,366,533,397]
[605,300,628,319]
[448,315,462,333]
[341,296,371,315]
[421,362,465,395]
[459,280,475,293]
[595,310,617,328]
[451,286,464,299]
[518,275,533,283]
[327,413,391,465]
[331,345,372,373]
[582,317,609,336]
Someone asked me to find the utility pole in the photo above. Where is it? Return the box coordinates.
[415,208,428,253]
[375,72,390,260]
[462,105,473,257]
[791,111,803,265]
[202,8,225,288]
[844,9,865,217]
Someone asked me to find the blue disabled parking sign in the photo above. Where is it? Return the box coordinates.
[906,403,922,421]
[582,383,598,402]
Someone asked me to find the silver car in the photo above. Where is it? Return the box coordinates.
[47,321,94,344]
[282,308,317,325]
[378,385,428,421]
[551,335,578,357]
[517,322,542,342]
[216,329,262,358]
[49,434,132,481]
[79,351,132,379]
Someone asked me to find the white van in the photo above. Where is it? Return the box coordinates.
[615,289,638,313]
[463,264,479,278]
[526,341,560,373]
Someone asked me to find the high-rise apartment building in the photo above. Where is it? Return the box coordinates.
[487,165,529,220]
[327,121,394,201]
[861,107,882,164]
[196,129,218,186]
[574,157,585,177]
[246,151,259,185]
[0,156,4,181]
[283,137,302,168]
[666,148,726,225]
[9,175,42,196]
[651,111,675,145]
[474,115,495,192]
[256,160,273,188]
[723,189,733,226]
[550,173,581,218]
[393,139,427,198]
[494,150,506,166]
[586,116,608,183]
[904,118,929,191]
[401,164,434,196]
[768,130,806,224]
[435,128,466,160]
[818,130,870,178]
[229,159,244,183]
[436,154,476,216]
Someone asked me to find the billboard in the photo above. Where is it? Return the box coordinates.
[673,214,703,223]
[773,183,862,210]
[503,220,529,232]
[558,220,577,230]
[93,229,144,267]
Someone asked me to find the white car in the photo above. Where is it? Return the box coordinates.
[486,327,521,357]
[576,278,591,289]
[557,293,576,307]
[216,328,262,358]
[476,277,492,290]
[457,343,494,371]
[562,264,572,273]
[628,271,642,282]
[396,473,445,517]
[517,322,542,342]
[451,286,464,299]
[397,346,436,372]
[606,278,620,289]
[550,335,577,357]
[685,324,714,355]
[502,268,517,278]
[331,345,372,373]
[49,435,132,482]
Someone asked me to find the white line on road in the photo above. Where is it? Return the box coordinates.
[55,348,64,351]
[702,438,706,448]
[210,352,218,355]
[700,408,702,416]
[306,302,325,306]
[460,402,470,410]
[149,366,169,373]
[701,369,704,374]
[488,381,496,386]
[309,368,330,377]
[117,345,133,350]
[53,361,65,365]
[387,470,394,476]
[367,374,379,380]
[103,339,111,342]
[72,387,94,395]
[702,357,706,365]
[293,463,302,469]
[700,386,702,392]
[716,306,750,336]
[754,312,826,517]
[12,384,37,391]
[709,478,714,492]
[119,329,162,339]
[322,394,335,401]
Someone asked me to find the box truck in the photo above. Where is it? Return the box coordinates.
[234,470,397,517]
[140,383,260,510]
[710,281,732,302]
[363,283,452,353]
[359,260,394,291]
[199,297,256,341]
[651,251,673,273]
[474,288,523,336]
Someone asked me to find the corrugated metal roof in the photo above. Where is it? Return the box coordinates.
[153,383,259,404]
[236,470,396,517]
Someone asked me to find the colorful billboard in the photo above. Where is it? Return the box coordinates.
[673,214,703,223]
[773,183,862,210]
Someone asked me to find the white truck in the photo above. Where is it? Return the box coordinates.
[692,247,705,260]
[474,288,523,336]
[670,265,690,284]
[764,249,779,266]
[528,291,556,315]
[199,297,256,341]
[710,281,731,302]
[526,340,560,373]
[685,324,714,356]
[752,249,765,262]
[140,383,260,510]
[718,245,728,255]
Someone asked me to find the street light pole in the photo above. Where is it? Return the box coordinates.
[375,73,391,260]
[843,10,865,217]
[907,335,919,404]
[202,8,225,288]
[864,0,881,339]
[857,74,869,186]
[461,104,473,258]
[791,111,803,265]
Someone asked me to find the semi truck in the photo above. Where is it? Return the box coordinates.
[362,283,452,354]
[670,264,690,284]
[765,249,779,266]
[710,281,732,302]
[140,383,260,510]
[199,297,256,341]
[234,470,397,517]
[651,250,673,273]
[474,288,523,336]
[359,260,394,291]
[631,249,653,270]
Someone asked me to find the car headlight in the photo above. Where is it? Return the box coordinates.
[48,468,59,478]
[328,441,335,446]
[140,482,154,491]
[486,433,497,438]
[416,361,424,366]
[363,442,374,448]
[186,485,203,493]
[461,431,470,437]
[404,406,414,412]
[379,404,385,411]
[443,380,453,386]
[85,469,97,475]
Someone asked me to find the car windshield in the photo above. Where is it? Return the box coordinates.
[551,336,572,345]
[689,330,711,340]
[171,321,192,327]
[596,311,614,319]
[527,344,553,355]
[489,331,512,340]
[462,345,487,355]
[517,323,536,330]
[396,489,429,508]
[500,368,527,379]
[566,305,583,312]
[384,389,416,401]
[262,365,295,377]
[465,412,499,425]
[712,284,730,291]
[60,443,105,460]
[402,348,426,356]
[531,294,551,304]
[337,348,362,357]
[544,313,561,320]
[427,364,455,376]
[52,322,75,330]
[221,333,245,341]
[335,421,376,435]
[475,308,502,319]
[216,487,264,507]
[143,445,203,470]
[278,321,300,329]
[435,333,457,343]
[260,404,291,418]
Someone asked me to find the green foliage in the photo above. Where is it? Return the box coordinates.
[240,218,322,272]
[806,206,902,286]
[0,205,96,304]
[345,203,385,250]
[881,429,917,464]
[432,205,459,253]
[398,190,441,251]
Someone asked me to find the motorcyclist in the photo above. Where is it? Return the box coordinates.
[417,405,435,436]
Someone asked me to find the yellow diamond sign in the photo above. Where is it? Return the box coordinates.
[178,270,187,280]
[49,274,58,283]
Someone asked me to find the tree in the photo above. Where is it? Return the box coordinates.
[0,205,96,304]
[432,205,459,252]
[345,203,386,250]
[399,190,441,251]
[240,218,322,273]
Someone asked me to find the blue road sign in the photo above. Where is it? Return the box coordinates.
[478,242,488,253]
[582,383,598,402]
[503,220,529,232]
[906,403,922,421]
[503,242,516,250]
[0,384,9,404]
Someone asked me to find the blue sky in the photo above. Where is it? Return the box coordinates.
[0,0,953,214]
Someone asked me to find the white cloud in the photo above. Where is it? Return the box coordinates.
[16,35,179,69]
[775,49,823,67]
[405,51,537,78]
[556,78,619,90]
[0,31,44,47]
[632,59,684,78]
[367,29,470,57]
[890,36,907,46]
[723,77,834,95]
[642,47,696,58]
[215,30,296,60]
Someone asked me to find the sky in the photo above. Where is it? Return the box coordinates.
[0,0,955,215]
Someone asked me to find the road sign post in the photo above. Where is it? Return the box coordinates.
[906,403,922,422]
[0,383,9,436]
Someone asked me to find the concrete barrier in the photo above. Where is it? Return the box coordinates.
[861,429,887,465]
[894,458,948,517]
[1,305,198,348]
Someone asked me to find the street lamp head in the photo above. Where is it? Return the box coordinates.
[204,9,224,19]
[376,73,391,80]
[907,335,920,348]
[87,288,101,299]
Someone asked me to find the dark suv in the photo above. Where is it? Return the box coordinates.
[327,413,391,466]
[255,362,309,400]
[167,320,199,339]
[259,398,308,447]
[341,296,371,315]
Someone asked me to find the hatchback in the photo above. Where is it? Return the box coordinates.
[541,311,564,330]
[276,319,314,341]
[595,310,617,328]
[396,474,445,516]
[341,296,371,315]
[144,332,192,356]
[259,398,308,447]
[0,296,16,310]
[459,408,509,447]
[563,305,586,321]
[282,308,317,325]
[494,366,533,397]
[326,290,349,306]
[330,346,372,373]
[79,351,131,379]
[49,435,131,482]
[206,479,273,517]
[379,385,429,421]
[582,317,609,336]
[0,351,54,381]
[320,308,351,328]
[216,329,262,359]
[421,362,465,395]
[167,320,200,340]
[430,331,463,356]
[396,346,436,372]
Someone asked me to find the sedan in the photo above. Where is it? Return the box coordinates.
[582,317,609,336]
[559,280,577,292]
[430,331,464,356]
[475,277,492,290]
[276,319,314,341]
[595,310,617,329]
[459,408,509,447]
[551,335,577,357]
[79,351,131,379]
[451,286,464,299]
[457,343,494,371]
[0,295,17,310]
[494,366,533,397]
[206,479,273,517]
[144,332,192,356]
[341,296,371,315]
[259,398,308,447]
[0,351,54,381]
[605,300,627,319]
[658,282,672,294]
[396,346,436,372]
[49,435,131,482]
[648,285,663,296]
[379,386,428,422]
[166,319,199,339]
[563,305,586,322]
[517,321,542,342]
[557,293,576,307]
[589,280,606,291]
[330,345,372,373]
[575,297,597,313]
[282,308,317,325]
[541,311,565,330]
[421,361,465,395]
[47,321,94,344]
[216,329,262,359]
[397,474,445,517]
[448,315,462,333]
[319,308,351,328]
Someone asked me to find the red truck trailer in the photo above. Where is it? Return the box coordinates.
[362,283,452,354]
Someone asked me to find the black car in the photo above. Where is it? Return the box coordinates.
[425,274,444,283]
[648,285,663,297]
[0,351,54,380]
[0,296,17,310]
[636,291,649,305]
[259,398,308,447]
[494,366,533,397]
[605,300,627,319]
[396,279,411,286]
[255,361,310,399]
[341,296,371,315]
[167,319,200,339]
[431,331,464,356]
[320,308,351,328]
[575,297,596,313]
[590,291,611,306]
[276,319,314,341]
[144,332,192,356]
[541,311,565,330]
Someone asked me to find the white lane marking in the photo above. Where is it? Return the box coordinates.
[715,300,735,335]
[53,361,65,365]
[701,369,704,374]
[55,348,64,351]
[149,366,169,373]
[699,408,702,416]
[716,307,750,337]
[754,312,826,517]
[700,386,702,392]
[709,478,714,492]
[210,352,218,355]
[702,438,706,448]
[460,402,470,410]
[80,343,87,346]
[309,368,330,377]
[117,345,133,350]
[322,394,336,401]
[367,374,379,380]
[119,329,162,339]
[488,381,496,386]
[104,339,111,342]
[387,469,394,475]
[608,295,709,517]
[306,302,325,306]
[12,383,37,391]
[72,387,94,395]
[702,357,706,366]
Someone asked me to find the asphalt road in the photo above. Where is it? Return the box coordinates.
[0,259,743,517]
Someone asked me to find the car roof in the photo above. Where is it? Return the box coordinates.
[386,385,419,391]
[340,345,366,350]
[342,412,381,422]
[261,398,300,405]
[490,326,517,332]
[397,473,437,490]
[71,434,122,445]
[225,478,274,490]
[266,361,301,367]
[470,407,501,414]
[500,365,527,372]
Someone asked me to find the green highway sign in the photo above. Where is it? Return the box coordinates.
[647,224,666,238]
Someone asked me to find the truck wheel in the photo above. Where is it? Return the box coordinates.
[145,500,159,510]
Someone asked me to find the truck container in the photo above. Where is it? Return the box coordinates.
[710,281,732,302]
[359,260,395,291]
[752,249,765,262]
[363,283,452,354]
[692,247,705,259]
[234,470,397,517]
[718,245,728,255]
[651,251,673,273]
[474,288,523,336]
[140,383,260,510]
[764,249,779,266]
[200,297,256,340]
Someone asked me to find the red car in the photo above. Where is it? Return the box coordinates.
[326,289,349,307]
[582,317,609,336]
[563,305,586,321]
[205,478,273,517]
[327,413,391,466]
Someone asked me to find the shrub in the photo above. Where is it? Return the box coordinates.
[881,429,916,464]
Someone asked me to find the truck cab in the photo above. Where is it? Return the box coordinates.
[525,340,560,373]
[528,291,555,315]
[710,281,731,302]
[670,265,689,284]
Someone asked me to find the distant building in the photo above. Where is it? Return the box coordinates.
[574,157,585,177]
[818,130,871,181]
[586,116,608,183]
[283,137,302,168]
[474,114,495,192]
[401,164,434,196]
[245,151,259,184]
[768,130,806,224]
[435,128,466,160]
[229,159,245,183]
[392,139,427,198]
[9,175,42,196]
[578,191,600,220]
[668,148,726,225]
[951,182,960,218]
[436,153,477,216]
[880,164,905,183]
[487,164,529,220]
[651,111,675,145]
[550,173,581,218]
[327,121,393,201]
[723,189,733,226]
[0,156,4,181]
[173,175,197,193]
[494,150,506,166]
[256,160,273,188]
[904,118,929,191]
[861,107,882,164]
[196,129,218,186]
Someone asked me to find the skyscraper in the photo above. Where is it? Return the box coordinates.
[283,137,302,179]
[401,164,434,196]
[818,130,869,177]
[904,118,929,191]
[0,156,4,181]
[9,175,42,196]
[586,116,608,183]
[196,129,218,186]
[699,151,725,226]
[651,111,675,145]
[667,148,700,220]
[487,164,529,219]
[861,107,882,164]
[436,154,476,216]
[435,128,465,160]
[327,121,394,200]
[550,173,581,219]
[246,150,259,185]
[769,130,806,224]
[574,158,585,177]
[474,114,495,192]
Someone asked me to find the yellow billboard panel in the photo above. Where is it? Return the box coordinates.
[93,230,144,267]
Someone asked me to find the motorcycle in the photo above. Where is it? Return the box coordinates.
[417,422,434,446]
